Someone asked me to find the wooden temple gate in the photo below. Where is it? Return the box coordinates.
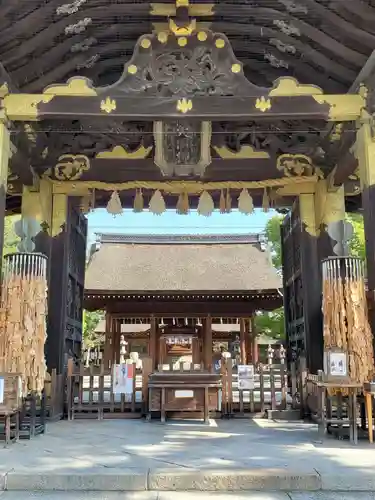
[0,0,375,426]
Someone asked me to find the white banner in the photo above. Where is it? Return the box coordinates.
[112,364,134,395]
[238,365,255,390]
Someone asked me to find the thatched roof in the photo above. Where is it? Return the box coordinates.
[85,234,281,293]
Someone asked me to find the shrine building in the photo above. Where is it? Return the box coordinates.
[84,233,283,370]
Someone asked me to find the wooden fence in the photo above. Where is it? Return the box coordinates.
[221,359,293,417]
[42,357,307,420]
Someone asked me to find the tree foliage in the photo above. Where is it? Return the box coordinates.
[346,213,365,261]
[3,215,20,256]
[82,309,104,349]
[255,212,366,341]
[254,214,285,340]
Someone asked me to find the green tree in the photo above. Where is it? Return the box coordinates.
[82,309,104,365]
[264,214,285,270]
[3,215,20,256]
[346,213,365,260]
[256,212,367,341]
[254,215,285,340]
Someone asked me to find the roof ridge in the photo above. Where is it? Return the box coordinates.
[95,233,265,245]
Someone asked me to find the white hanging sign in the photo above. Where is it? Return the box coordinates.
[238,365,255,390]
[112,364,134,395]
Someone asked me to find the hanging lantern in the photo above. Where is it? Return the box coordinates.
[106,190,123,216]
[219,190,226,214]
[225,189,232,213]
[149,190,166,215]
[238,188,253,214]
[197,190,214,216]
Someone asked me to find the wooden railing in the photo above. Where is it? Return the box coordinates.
[43,357,304,420]
[221,359,291,417]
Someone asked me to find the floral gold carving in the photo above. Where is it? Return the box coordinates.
[54,154,90,181]
[96,145,152,159]
[177,98,193,113]
[277,154,323,178]
[100,97,116,113]
[255,96,271,112]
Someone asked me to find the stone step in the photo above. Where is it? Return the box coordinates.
[2,469,373,493]
[0,491,372,500]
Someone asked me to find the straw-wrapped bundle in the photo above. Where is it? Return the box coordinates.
[0,253,48,396]
[322,257,374,385]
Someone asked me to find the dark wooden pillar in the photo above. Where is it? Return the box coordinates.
[299,194,323,374]
[204,316,212,371]
[149,315,157,370]
[299,184,346,373]
[103,311,113,369]
[239,318,246,364]
[249,316,258,364]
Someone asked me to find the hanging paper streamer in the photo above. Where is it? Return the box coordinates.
[106,190,123,216]
[176,191,189,215]
[238,189,254,214]
[262,188,270,212]
[219,190,226,214]
[269,188,277,208]
[149,190,166,215]
[225,189,232,213]
[197,190,214,216]
[133,189,144,213]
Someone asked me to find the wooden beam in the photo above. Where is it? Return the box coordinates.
[87,299,281,317]
[3,92,365,122]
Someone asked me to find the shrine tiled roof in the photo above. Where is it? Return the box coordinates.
[85,233,281,293]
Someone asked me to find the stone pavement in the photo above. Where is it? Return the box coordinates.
[1,493,375,500]
[1,419,375,492]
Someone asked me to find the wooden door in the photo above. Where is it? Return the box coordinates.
[46,197,87,373]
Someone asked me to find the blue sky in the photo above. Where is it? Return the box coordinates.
[87,208,275,244]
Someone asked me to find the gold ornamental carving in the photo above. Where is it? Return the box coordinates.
[255,97,271,113]
[277,154,323,178]
[177,98,193,113]
[96,145,152,160]
[269,77,323,97]
[214,145,270,160]
[100,97,116,114]
[43,77,97,96]
[169,18,197,37]
[54,154,90,181]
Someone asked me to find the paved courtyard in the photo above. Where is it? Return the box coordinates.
[1,418,375,474]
